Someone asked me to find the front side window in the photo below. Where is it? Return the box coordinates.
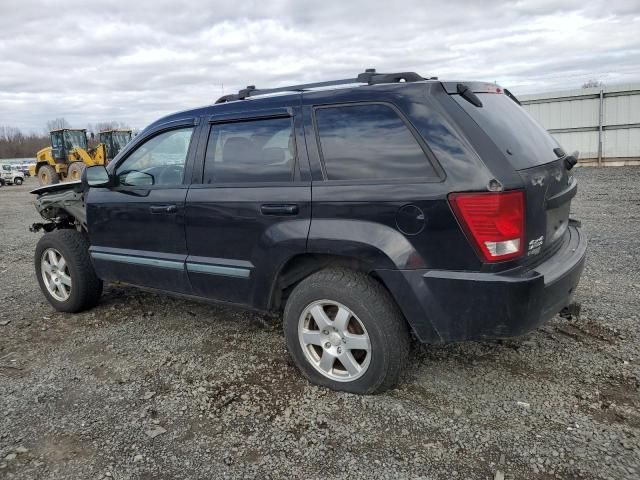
[116,127,193,186]
[314,104,437,181]
[203,117,295,184]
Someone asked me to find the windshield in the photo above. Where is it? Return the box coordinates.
[63,130,88,150]
[453,93,560,169]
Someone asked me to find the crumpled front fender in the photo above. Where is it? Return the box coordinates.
[33,186,87,230]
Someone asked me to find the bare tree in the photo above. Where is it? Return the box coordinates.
[87,121,130,137]
[46,118,71,131]
[95,121,130,132]
[582,79,604,89]
[86,121,131,147]
[0,126,49,159]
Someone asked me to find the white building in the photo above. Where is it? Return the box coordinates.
[520,83,640,166]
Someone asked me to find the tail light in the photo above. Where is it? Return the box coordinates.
[448,190,525,263]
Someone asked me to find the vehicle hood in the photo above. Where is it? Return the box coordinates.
[30,180,83,196]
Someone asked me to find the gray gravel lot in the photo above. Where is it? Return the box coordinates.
[1,168,639,479]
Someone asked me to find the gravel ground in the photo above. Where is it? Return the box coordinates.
[1,168,639,480]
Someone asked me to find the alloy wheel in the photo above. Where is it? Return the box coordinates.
[298,300,372,382]
[41,248,72,301]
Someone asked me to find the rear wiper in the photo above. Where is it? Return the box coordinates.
[456,83,483,107]
[553,147,578,170]
[564,151,578,170]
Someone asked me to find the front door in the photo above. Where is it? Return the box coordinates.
[185,103,311,309]
[87,122,198,293]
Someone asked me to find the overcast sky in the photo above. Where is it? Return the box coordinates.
[1,0,638,132]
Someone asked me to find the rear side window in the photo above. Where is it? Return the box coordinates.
[203,117,295,184]
[314,104,437,181]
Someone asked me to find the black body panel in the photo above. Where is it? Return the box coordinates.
[378,223,586,343]
[73,75,586,344]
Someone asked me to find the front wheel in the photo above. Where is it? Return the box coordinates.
[38,164,59,186]
[35,229,103,313]
[14,177,23,185]
[283,268,410,394]
[66,162,85,181]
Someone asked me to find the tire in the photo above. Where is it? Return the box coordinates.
[66,162,85,181]
[283,268,410,394]
[35,229,103,313]
[14,177,23,185]
[38,164,59,186]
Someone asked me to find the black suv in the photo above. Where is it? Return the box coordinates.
[31,69,587,394]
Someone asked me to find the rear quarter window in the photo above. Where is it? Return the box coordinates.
[314,103,438,181]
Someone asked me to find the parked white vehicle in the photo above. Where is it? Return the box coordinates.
[0,164,25,185]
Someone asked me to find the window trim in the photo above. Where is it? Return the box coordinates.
[109,117,198,173]
[199,115,299,187]
[311,101,445,185]
[208,107,292,124]
[111,125,197,190]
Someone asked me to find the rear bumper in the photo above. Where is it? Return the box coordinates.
[377,223,587,343]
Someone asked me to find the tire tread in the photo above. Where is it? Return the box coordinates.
[284,267,410,394]
[35,229,102,312]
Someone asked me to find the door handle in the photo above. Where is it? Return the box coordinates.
[260,204,299,216]
[150,205,178,214]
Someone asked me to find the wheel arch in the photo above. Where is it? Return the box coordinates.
[268,252,390,312]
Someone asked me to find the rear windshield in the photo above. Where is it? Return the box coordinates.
[453,93,560,170]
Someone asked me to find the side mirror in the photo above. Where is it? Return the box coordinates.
[119,170,154,186]
[82,165,111,188]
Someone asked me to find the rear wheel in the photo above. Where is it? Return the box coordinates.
[66,162,85,181]
[283,268,410,394]
[38,164,59,186]
[35,229,103,312]
[14,177,23,185]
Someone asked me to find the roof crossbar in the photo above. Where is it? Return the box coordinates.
[215,68,428,104]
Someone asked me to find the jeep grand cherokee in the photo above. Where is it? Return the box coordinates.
[31,69,587,394]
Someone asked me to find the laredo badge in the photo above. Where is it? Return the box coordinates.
[527,235,544,256]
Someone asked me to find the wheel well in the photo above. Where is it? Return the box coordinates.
[35,162,49,175]
[270,254,387,311]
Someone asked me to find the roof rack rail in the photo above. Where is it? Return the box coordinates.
[215,68,428,104]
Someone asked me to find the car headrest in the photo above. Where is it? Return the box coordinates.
[262,147,285,164]
[223,137,259,164]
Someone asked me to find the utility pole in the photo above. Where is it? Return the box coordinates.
[597,88,604,166]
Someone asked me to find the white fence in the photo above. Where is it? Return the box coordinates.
[520,83,640,166]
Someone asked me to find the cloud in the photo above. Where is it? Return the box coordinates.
[0,0,638,131]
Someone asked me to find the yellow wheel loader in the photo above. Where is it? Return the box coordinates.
[29,128,132,186]
[99,129,133,162]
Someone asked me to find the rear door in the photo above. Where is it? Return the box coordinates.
[87,119,199,293]
[301,89,465,270]
[184,101,311,308]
